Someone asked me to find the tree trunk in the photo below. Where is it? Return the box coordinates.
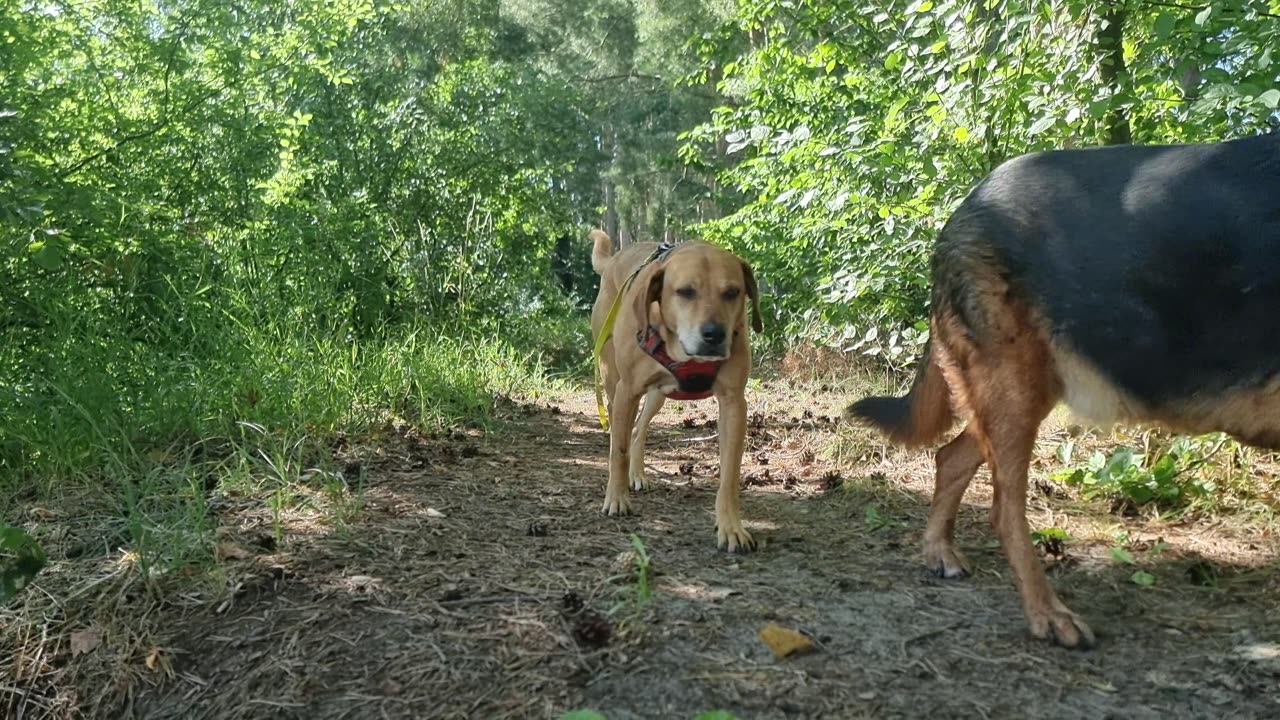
[975,0,1005,170]
[602,125,619,247]
[1097,7,1132,145]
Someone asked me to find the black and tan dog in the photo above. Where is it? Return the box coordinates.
[848,133,1280,648]
[589,230,763,552]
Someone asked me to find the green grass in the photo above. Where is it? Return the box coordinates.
[0,304,564,583]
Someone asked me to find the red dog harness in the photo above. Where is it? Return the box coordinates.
[637,324,724,400]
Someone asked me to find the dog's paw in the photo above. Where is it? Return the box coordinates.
[601,493,632,516]
[924,540,971,579]
[1027,605,1095,649]
[716,521,756,554]
[628,467,651,492]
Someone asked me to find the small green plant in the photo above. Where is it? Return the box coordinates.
[1031,527,1070,558]
[1031,527,1069,546]
[1130,570,1157,587]
[1107,544,1157,587]
[1055,437,1076,465]
[864,504,893,531]
[1109,545,1136,565]
[1054,435,1227,512]
[629,534,653,606]
[321,470,365,526]
[0,524,46,603]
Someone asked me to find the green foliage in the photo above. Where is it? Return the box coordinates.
[1030,526,1070,556]
[683,0,1280,360]
[1109,546,1137,565]
[608,534,655,615]
[1,1,595,494]
[1131,570,1157,587]
[1054,435,1227,512]
[1107,543,1158,586]
[4,0,1277,585]
[0,524,46,603]
[628,534,654,606]
[864,504,894,531]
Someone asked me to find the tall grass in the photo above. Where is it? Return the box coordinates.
[0,288,562,576]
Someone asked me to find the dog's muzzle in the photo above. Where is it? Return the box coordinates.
[639,325,724,400]
[682,321,728,359]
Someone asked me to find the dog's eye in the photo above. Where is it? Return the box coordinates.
[676,286,696,299]
[723,287,742,300]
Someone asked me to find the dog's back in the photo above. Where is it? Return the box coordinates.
[936,134,1280,435]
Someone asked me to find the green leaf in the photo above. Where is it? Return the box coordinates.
[1130,570,1156,587]
[1149,455,1177,482]
[1259,89,1280,109]
[1028,115,1055,135]
[1,525,47,603]
[693,713,739,720]
[1194,6,1212,25]
[28,238,63,270]
[562,712,608,720]
[1055,438,1075,464]
[1154,13,1175,39]
[1109,546,1135,565]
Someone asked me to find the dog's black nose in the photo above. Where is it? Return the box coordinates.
[700,322,726,345]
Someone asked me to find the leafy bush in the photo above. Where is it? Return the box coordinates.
[683,0,1280,359]
[0,525,46,603]
[1054,436,1226,512]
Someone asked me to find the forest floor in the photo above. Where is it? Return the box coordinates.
[5,367,1280,719]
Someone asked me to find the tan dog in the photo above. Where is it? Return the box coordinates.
[588,230,763,552]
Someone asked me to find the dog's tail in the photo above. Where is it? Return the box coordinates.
[844,339,954,448]
[589,229,613,275]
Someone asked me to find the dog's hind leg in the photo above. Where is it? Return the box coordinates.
[603,380,644,516]
[961,337,1094,649]
[628,387,666,492]
[924,426,984,578]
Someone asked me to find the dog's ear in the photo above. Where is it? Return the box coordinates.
[741,260,763,333]
[634,266,664,329]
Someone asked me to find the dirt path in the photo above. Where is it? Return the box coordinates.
[9,382,1280,719]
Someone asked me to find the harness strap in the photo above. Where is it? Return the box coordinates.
[636,325,723,401]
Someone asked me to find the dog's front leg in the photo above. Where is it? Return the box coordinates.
[715,392,755,552]
[629,387,666,491]
[602,381,643,516]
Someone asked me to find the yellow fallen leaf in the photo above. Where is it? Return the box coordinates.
[143,647,174,677]
[759,622,814,658]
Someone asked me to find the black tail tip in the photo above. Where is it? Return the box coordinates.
[844,395,909,434]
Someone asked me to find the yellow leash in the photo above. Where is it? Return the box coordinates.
[592,289,626,430]
[592,242,673,430]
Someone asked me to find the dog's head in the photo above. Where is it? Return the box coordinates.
[635,243,762,361]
